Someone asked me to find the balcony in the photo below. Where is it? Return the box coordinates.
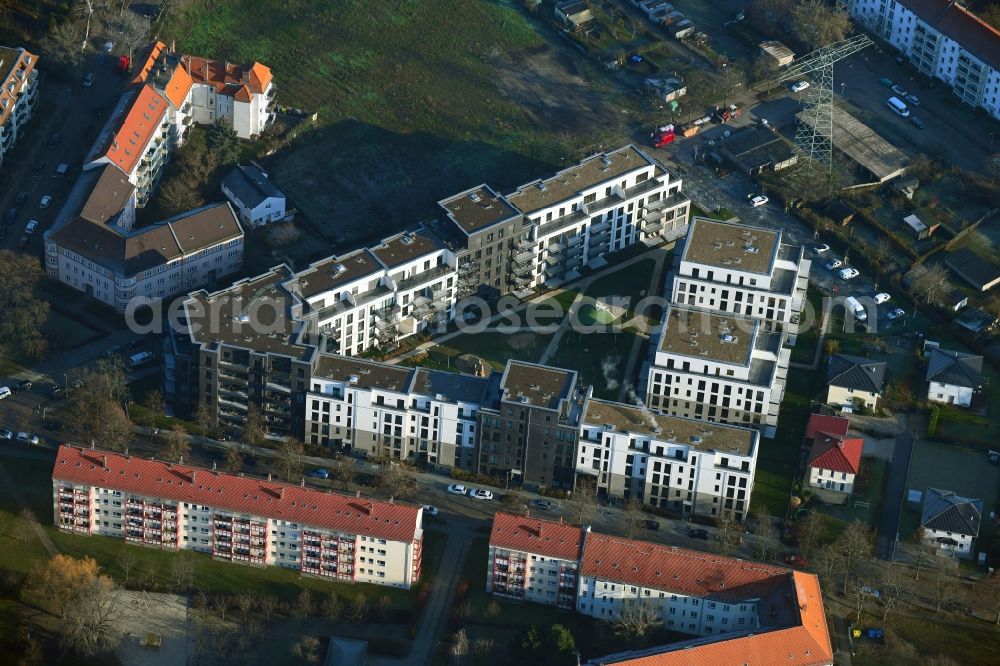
[397,264,453,292]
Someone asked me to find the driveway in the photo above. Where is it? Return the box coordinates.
[876,429,914,560]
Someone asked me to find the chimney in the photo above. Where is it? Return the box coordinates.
[190,470,196,483]
[102,456,107,469]
[301,478,305,487]
[355,489,361,499]
[170,40,175,53]
[267,473,272,482]
[185,58,191,75]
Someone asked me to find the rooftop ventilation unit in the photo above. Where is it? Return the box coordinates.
[745,245,759,254]
[333,263,347,274]
[690,435,702,444]
[348,374,359,384]
[721,334,738,344]
[469,192,482,203]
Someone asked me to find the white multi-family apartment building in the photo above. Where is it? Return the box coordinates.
[504,145,690,290]
[577,398,759,522]
[52,445,424,588]
[45,164,243,311]
[671,217,810,342]
[486,511,584,609]
[179,52,274,139]
[486,514,833,666]
[644,305,789,437]
[0,46,39,172]
[305,355,488,469]
[847,0,1000,120]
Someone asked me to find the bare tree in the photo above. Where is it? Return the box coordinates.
[348,592,369,622]
[912,263,950,305]
[451,628,469,665]
[0,250,49,362]
[274,438,306,482]
[623,500,642,539]
[380,465,418,500]
[241,406,264,456]
[716,514,739,555]
[835,521,873,595]
[872,238,892,265]
[329,456,353,491]
[614,598,661,639]
[291,636,321,664]
[929,572,955,613]
[138,389,164,429]
[257,594,278,623]
[170,552,195,591]
[60,577,126,656]
[748,0,793,35]
[43,21,86,73]
[293,588,313,619]
[195,403,215,441]
[790,0,852,48]
[72,0,95,51]
[880,564,903,623]
[211,594,231,622]
[501,489,525,513]
[750,510,776,562]
[224,446,244,473]
[102,10,148,59]
[322,592,343,621]
[911,528,938,581]
[162,425,191,463]
[117,546,137,587]
[812,545,840,588]
[572,477,598,525]
[472,637,495,666]
[235,589,256,622]
[851,577,872,622]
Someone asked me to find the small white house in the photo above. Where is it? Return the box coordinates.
[826,354,886,411]
[221,164,286,228]
[926,348,983,408]
[920,488,982,560]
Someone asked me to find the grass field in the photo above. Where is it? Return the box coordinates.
[164,0,628,250]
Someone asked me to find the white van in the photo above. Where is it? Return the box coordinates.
[887,96,910,117]
[0,386,11,400]
[845,296,868,322]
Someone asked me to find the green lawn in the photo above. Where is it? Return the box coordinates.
[548,329,637,400]
[853,613,1000,666]
[814,457,887,529]
[164,0,628,247]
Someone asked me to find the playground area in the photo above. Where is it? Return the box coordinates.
[115,592,194,666]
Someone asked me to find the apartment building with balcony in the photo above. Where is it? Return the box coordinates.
[487,512,584,609]
[475,361,586,491]
[504,146,690,291]
[577,398,759,522]
[434,184,529,300]
[179,51,274,139]
[52,445,424,588]
[0,46,39,171]
[644,306,789,437]
[45,164,243,311]
[671,218,809,342]
[306,355,488,469]
[847,0,1000,120]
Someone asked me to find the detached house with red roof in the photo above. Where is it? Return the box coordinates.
[487,512,833,666]
[52,445,424,588]
[804,414,864,502]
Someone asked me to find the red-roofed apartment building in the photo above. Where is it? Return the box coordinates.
[0,46,40,172]
[804,414,863,502]
[487,512,832,666]
[847,0,1000,120]
[52,445,423,589]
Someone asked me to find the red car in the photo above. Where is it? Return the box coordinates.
[784,554,809,568]
[651,124,676,148]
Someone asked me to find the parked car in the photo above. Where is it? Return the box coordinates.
[910,116,924,130]
[861,585,881,599]
[0,429,12,440]
[305,468,329,479]
[4,207,16,225]
[15,192,27,206]
[789,80,809,93]
[532,499,553,510]
[83,72,95,87]
[824,258,843,270]
[15,380,32,392]
[891,84,908,96]
[812,243,830,254]
[16,235,29,249]
[102,41,115,53]
[642,520,660,531]
[447,484,467,495]
[0,386,11,400]
[878,77,894,87]
[784,554,809,567]
[16,432,39,445]
[422,505,439,516]
[874,292,891,304]
[887,307,906,321]
[906,94,920,106]
[24,220,38,234]
[469,488,494,501]
[839,267,860,280]
[748,194,769,207]
[689,528,710,540]
[39,196,51,209]
[50,385,67,399]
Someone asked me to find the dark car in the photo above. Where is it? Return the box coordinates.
[15,380,32,392]
[15,192,27,206]
[47,133,61,149]
[532,499,552,510]
[127,337,144,349]
[5,207,17,225]
[34,160,46,174]
[17,235,29,249]
[50,385,67,399]
[689,528,710,540]
[642,520,660,531]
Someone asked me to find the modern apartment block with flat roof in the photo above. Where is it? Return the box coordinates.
[577,399,759,521]
[0,46,39,172]
[644,305,789,437]
[486,513,833,666]
[671,218,809,342]
[475,361,587,491]
[53,445,424,588]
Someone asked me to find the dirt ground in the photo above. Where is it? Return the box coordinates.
[115,592,193,666]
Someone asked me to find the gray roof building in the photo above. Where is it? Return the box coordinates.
[221,164,284,210]
[921,488,982,538]
[926,348,983,389]
[827,354,887,394]
[945,248,1000,292]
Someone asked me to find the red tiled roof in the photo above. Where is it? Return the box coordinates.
[101,85,168,175]
[808,434,863,475]
[52,445,421,543]
[162,63,193,108]
[247,62,272,93]
[489,511,584,562]
[131,40,167,86]
[180,55,272,96]
[591,572,832,666]
[581,533,788,600]
[234,85,252,103]
[805,414,850,440]
[898,0,1000,72]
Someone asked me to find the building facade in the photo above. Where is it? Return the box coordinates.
[485,513,833,666]
[825,354,886,411]
[920,488,982,560]
[926,348,983,407]
[221,164,287,227]
[52,445,423,588]
[847,0,1000,120]
[577,398,759,522]
[0,46,39,172]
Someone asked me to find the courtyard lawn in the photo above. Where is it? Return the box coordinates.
[548,329,637,400]
[814,457,887,530]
